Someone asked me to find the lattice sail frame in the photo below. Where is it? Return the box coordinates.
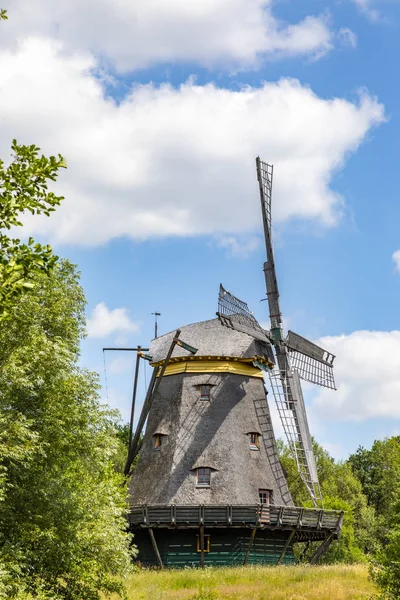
[217,284,270,343]
[286,331,336,390]
[257,160,273,235]
[268,369,323,507]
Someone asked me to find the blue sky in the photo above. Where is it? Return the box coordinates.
[2,0,400,460]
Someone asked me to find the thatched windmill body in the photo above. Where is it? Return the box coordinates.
[126,159,343,567]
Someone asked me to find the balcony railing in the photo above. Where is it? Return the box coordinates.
[129,504,343,536]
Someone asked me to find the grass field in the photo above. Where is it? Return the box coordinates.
[111,564,377,600]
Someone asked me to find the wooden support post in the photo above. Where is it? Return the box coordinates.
[148,528,164,569]
[298,540,310,563]
[243,528,257,565]
[276,529,296,565]
[128,347,142,452]
[297,508,304,528]
[309,533,334,564]
[125,330,181,475]
[200,524,205,569]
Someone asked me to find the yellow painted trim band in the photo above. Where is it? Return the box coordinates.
[157,360,264,378]
[152,355,274,369]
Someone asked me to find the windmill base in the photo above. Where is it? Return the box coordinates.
[133,528,296,567]
[129,504,343,568]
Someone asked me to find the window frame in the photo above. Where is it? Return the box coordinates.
[196,534,211,553]
[249,432,260,450]
[259,489,271,505]
[153,433,162,450]
[196,467,211,487]
[200,384,211,401]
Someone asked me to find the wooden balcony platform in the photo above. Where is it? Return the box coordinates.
[129,504,343,543]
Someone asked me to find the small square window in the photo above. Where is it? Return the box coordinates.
[154,434,162,449]
[200,385,211,401]
[249,432,260,450]
[259,489,271,505]
[197,467,211,487]
[197,534,211,552]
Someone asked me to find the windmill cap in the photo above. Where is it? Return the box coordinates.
[149,318,274,364]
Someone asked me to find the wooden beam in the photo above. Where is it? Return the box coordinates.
[125,330,181,475]
[200,524,205,569]
[298,540,310,563]
[276,529,296,565]
[309,533,334,564]
[148,528,164,568]
[243,528,257,565]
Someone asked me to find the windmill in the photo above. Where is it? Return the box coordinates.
[217,158,336,508]
[126,158,342,568]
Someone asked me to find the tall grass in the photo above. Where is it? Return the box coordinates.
[109,564,376,600]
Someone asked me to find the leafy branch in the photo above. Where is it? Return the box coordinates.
[0,140,66,320]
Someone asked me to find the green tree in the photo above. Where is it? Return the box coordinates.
[349,438,400,519]
[279,438,378,562]
[0,140,65,321]
[0,261,133,599]
[371,499,400,599]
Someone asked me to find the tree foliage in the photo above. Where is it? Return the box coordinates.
[372,501,400,599]
[347,438,400,598]
[349,439,400,520]
[278,438,379,563]
[0,261,133,599]
[0,140,66,321]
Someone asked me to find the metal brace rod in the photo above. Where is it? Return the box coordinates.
[243,528,257,565]
[148,528,164,568]
[103,347,150,352]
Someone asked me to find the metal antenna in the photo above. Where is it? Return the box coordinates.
[151,312,161,339]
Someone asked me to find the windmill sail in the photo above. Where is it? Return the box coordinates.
[217,284,270,344]
[269,370,322,505]
[256,156,324,508]
[256,159,282,339]
[286,330,336,390]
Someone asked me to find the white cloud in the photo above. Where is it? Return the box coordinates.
[87,302,140,338]
[311,330,400,421]
[1,0,335,71]
[338,28,358,48]
[108,356,134,375]
[0,38,385,246]
[102,387,131,422]
[352,0,381,21]
[216,235,261,258]
[392,249,400,271]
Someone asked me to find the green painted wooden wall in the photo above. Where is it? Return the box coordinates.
[133,528,295,567]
